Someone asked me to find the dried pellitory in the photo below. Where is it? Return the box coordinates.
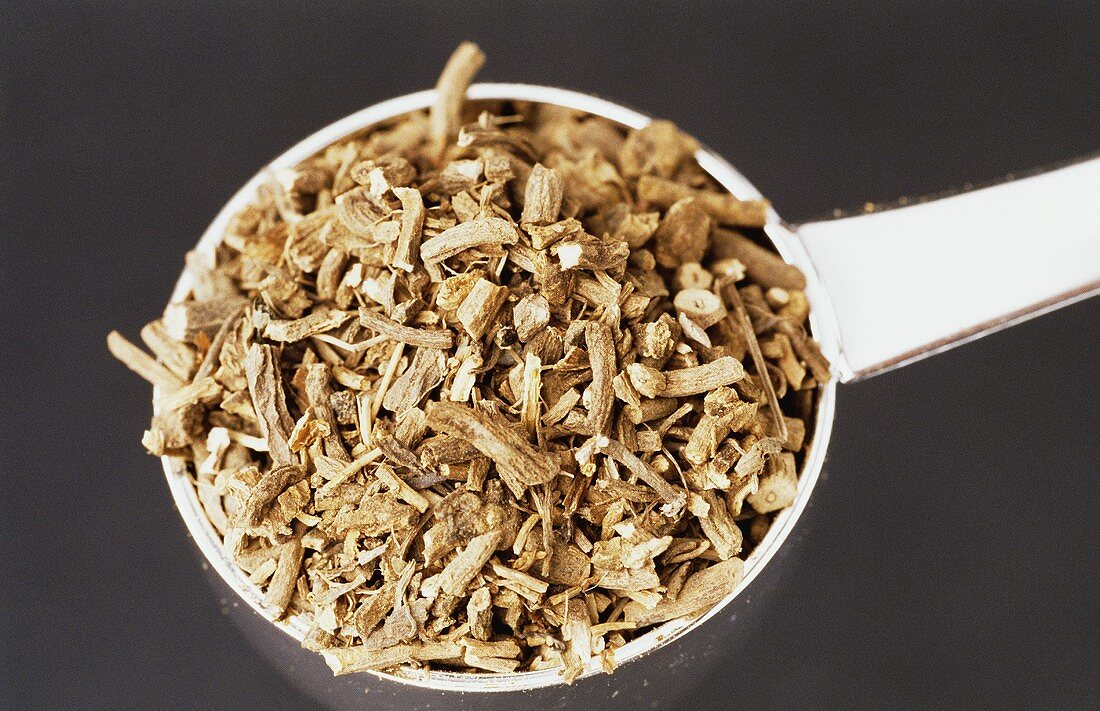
[110,42,829,682]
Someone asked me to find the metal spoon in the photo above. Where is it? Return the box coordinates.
[161,83,1100,702]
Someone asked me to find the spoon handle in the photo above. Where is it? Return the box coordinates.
[793,157,1100,381]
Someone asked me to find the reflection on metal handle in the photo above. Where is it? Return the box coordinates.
[794,158,1100,381]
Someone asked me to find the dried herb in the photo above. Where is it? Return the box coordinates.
[110,42,829,682]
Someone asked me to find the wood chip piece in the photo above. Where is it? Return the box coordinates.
[618,120,699,179]
[555,236,630,271]
[163,296,248,341]
[578,436,686,516]
[625,362,666,399]
[303,364,351,462]
[561,598,593,683]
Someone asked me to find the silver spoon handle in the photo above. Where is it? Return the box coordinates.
[794,157,1100,381]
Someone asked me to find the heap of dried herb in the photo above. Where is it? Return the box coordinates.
[109,42,830,682]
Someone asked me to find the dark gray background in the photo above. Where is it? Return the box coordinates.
[3,2,1098,709]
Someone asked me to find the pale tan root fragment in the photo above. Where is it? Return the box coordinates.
[461,634,522,672]
[513,293,551,341]
[520,164,564,226]
[697,490,743,560]
[491,561,550,595]
[107,331,185,392]
[375,465,430,513]
[639,175,770,228]
[462,651,521,673]
[526,217,583,250]
[520,352,542,439]
[139,320,196,379]
[303,364,351,462]
[315,248,347,300]
[420,217,518,264]
[430,42,486,158]
[747,451,799,513]
[660,356,745,398]
[625,362,666,399]
[652,198,711,269]
[735,437,783,480]
[584,321,616,435]
[623,557,745,625]
[382,347,446,415]
[561,598,593,683]
[719,278,788,443]
[193,303,245,381]
[783,417,806,452]
[436,271,484,312]
[245,344,296,466]
[578,436,685,516]
[711,227,806,290]
[422,529,503,598]
[623,397,679,425]
[358,308,453,349]
[264,537,304,619]
[678,311,711,347]
[673,262,714,292]
[262,310,351,343]
[456,278,508,340]
[542,387,581,426]
[618,120,696,177]
[466,587,493,641]
[673,288,726,329]
[332,492,417,536]
[555,236,629,271]
[612,371,642,412]
[391,186,425,272]
[239,464,307,528]
[682,388,756,465]
[162,296,249,341]
[425,402,558,491]
[460,637,523,660]
[370,342,405,422]
[762,332,806,390]
[322,640,464,675]
[287,412,327,454]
